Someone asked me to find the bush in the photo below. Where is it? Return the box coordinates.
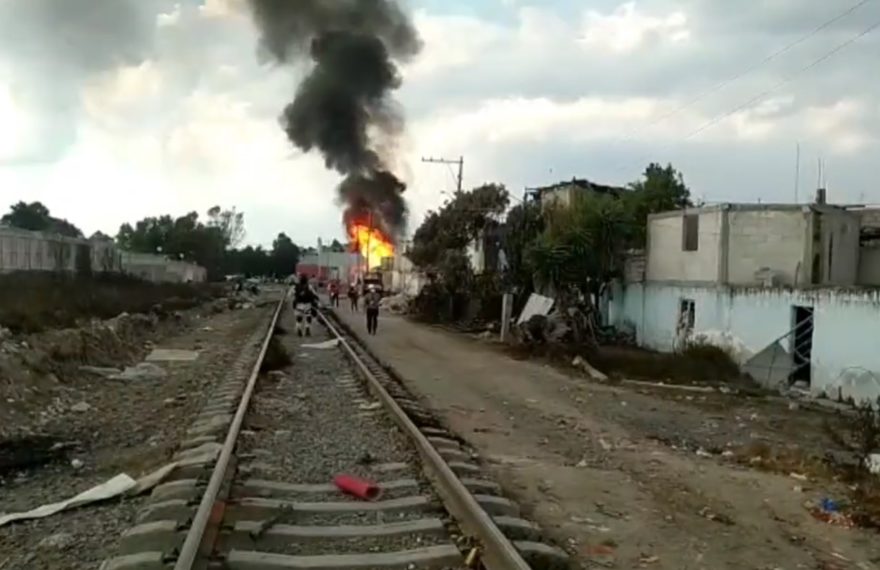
[0,272,223,333]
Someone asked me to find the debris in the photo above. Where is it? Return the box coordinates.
[820,497,840,513]
[696,448,713,458]
[639,554,660,565]
[356,452,376,466]
[358,402,382,411]
[790,472,808,481]
[302,339,340,350]
[721,450,735,458]
[0,461,178,527]
[79,366,123,378]
[333,474,381,500]
[109,362,167,382]
[698,506,734,525]
[70,458,84,470]
[572,356,608,381]
[867,453,880,475]
[145,349,200,362]
[464,547,480,568]
[38,532,74,549]
[598,438,613,451]
[70,401,91,413]
[516,293,554,325]
[576,458,588,468]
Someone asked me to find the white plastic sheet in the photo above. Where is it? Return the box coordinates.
[0,462,178,527]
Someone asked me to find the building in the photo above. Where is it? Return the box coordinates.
[0,226,206,283]
[0,226,122,274]
[528,178,626,211]
[610,194,880,404]
[297,250,361,283]
[466,223,504,275]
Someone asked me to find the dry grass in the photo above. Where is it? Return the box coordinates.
[0,272,223,333]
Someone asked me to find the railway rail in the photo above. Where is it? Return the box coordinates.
[101,293,567,570]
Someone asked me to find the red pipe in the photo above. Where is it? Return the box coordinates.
[333,474,381,501]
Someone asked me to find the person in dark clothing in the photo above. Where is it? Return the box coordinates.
[292,275,319,336]
[328,281,340,308]
[364,286,381,335]
[348,282,360,312]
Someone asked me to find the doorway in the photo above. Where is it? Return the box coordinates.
[790,306,814,385]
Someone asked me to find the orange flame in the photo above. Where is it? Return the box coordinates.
[348,223,394,270]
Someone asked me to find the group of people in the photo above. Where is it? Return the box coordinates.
[293,276,382,337]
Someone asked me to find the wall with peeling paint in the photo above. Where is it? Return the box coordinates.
[609,282,880,404]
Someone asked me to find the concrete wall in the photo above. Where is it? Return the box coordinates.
[858,245,880,286]
[817,208,860,286]
[120,252,206,283]
[646,208,722,283]
[0,227,123,274]
[609,281,880,403]
[726,208,808,286]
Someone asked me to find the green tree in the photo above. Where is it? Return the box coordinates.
[271,233,301,277]
[207,206,245,248]
[625,162,692,245]
[410,183,510,271]
[2,201,83,238]
[501,201,544,295]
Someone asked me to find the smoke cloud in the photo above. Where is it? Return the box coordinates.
[246,0,421,238]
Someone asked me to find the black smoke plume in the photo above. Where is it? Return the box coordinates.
[247,0,421,238]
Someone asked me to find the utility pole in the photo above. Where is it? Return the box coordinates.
[422,156,464,193]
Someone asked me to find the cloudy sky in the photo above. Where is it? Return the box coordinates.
[1,0,879,248]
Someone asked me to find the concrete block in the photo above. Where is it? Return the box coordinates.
[226,544,462,570]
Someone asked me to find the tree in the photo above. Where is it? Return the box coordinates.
[410,183,510,270]
[501,201,544,296]
[625,163,692,245]
[207,206,245,248]
[271,233,300,277]
[329,239,347,252]
[2,201,83,238]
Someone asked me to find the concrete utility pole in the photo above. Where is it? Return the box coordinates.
[422,156,464,193]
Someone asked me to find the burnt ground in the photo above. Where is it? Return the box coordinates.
[334,307,880,570]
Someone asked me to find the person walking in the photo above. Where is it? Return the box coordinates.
[328,281,340,308]
[364,285,381,335]
[348,282,360,312]
[292,275,319,337]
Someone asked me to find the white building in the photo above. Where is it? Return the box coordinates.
[610,198,880,403]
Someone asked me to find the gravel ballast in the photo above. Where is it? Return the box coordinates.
[235,310,457,558]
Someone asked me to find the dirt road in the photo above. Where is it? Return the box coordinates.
[334,308,879,570]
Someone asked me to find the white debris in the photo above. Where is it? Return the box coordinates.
[70,402,91,413]
[109,362,166,382]
[302,339,340,350]
[38,532,74,549]
[145,349,200,362]
[70,459,84,470]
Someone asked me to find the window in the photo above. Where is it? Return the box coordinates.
[676,298,696,338]
[682,213,699,251]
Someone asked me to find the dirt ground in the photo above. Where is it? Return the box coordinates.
[0,290,278,569]
[334,308,880,570]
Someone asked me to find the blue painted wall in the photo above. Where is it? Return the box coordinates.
[609,282,880,403]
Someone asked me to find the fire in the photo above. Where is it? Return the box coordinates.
[348,223,394,270]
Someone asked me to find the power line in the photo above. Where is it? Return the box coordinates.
[608,14,880,179]
[617,0,874,144]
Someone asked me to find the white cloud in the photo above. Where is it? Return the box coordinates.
[579,2,690,53]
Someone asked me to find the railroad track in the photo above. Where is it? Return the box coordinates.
[101,295,568,570]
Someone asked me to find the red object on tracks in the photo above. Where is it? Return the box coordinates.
[333,474,381,500]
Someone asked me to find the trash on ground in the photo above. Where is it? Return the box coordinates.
[333,474,381,500]
[358,402,382,411]
[698,506,735,525]
[516,293,554,325]
[302,339,340,350]
[0,461,178,527]
[109,362,167,382]
[790,472,808,481]
[145,348,200,362]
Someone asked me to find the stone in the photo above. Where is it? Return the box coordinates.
[70,401,92,413]
[38,532,75,549]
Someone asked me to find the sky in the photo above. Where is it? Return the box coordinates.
[1,0,879,249]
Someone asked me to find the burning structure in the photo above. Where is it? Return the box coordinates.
[247,0,420,272]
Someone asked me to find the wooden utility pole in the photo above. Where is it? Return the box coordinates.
[422,156,464,193]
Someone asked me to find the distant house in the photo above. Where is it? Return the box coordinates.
[527,178,626,211]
